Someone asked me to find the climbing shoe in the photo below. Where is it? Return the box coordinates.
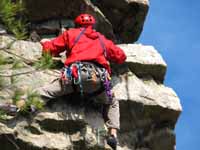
[107,135,117,150]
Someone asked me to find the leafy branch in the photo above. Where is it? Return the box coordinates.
[18,90,44,115]
[34,52,56,69]
[0,0,28,39]
[0,110,8,120]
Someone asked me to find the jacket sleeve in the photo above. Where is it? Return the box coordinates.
[105,39,127,64]
[40,31,68,56]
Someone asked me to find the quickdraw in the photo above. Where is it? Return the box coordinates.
[61,62,84,96]
[102,70,113,104]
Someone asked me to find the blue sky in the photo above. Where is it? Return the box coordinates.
[138,0,200,149]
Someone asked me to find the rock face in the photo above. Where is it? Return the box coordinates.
[92,0,149,43]
[0,35,182,150]
[0,24,7,35]
[23,0,149,43]
[0,1,182,149]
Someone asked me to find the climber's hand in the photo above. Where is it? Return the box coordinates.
[40,38,50,43]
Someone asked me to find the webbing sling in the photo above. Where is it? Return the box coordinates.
[72,29,107,58]
[70,27,87,51]
[69,28,86,97]
[97,34,113,103]
[97,33,108,58]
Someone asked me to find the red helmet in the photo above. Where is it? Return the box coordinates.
[74,14,96,26]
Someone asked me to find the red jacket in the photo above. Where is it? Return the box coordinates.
[41,26,126,73]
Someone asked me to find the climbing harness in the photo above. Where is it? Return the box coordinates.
[61,62,113,103]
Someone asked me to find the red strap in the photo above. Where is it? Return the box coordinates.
[71,66,78,79]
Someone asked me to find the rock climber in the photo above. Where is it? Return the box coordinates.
[39,13,126,149]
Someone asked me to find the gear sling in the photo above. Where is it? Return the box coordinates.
[61,27,113,103]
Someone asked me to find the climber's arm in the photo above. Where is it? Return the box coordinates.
[40,31,68,57]
[106,40,127,64]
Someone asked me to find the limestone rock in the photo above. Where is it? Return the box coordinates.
[0,35,182,150]
[115,44,167,82]
[0,24,7,35]
[0,35,42,62]
[24,0,115,41]
[23,0,149,43]
[0,101,109,150]
[0,35,15,49]
[10,41,42,62]
[112,74,182,125]
[93,0,149,43]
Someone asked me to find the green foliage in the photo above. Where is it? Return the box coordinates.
[0,54,9,88]
[12,59,25,69]
[11,89,44,116]
[0,0,28,39]
[27,91,44,109]
[11,19,27,40]
[12,89,24,104]
[34,52,55,69]
[19,90,44,115]
[10,75,16,85]
[0,110,8,120]
[0,77,5,89]
[0,53,8,65]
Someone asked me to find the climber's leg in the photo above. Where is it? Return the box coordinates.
[96,92,120,130]
[105,98,119,150]
[36,78,74,104]
[77,65,120,130]
[15,74,74,111]
[103,97,120,130]
[96,92,119,150]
